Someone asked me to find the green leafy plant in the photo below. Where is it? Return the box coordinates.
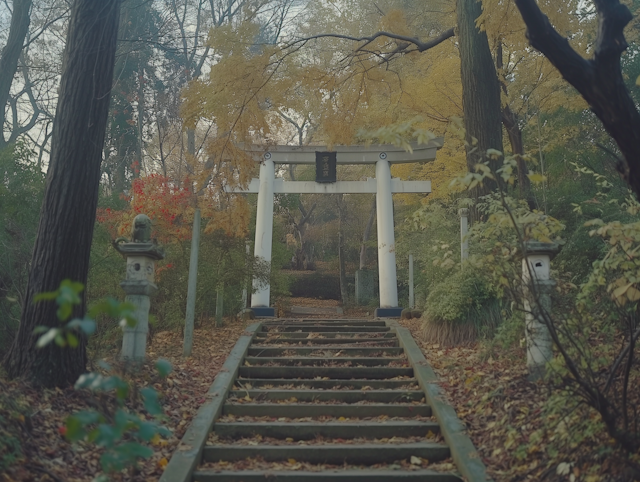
[398,200,460,307]
[33,280,137,349]
[34,280,172,481]
[0,392,28,472]
[67,358,171,480]
[0,141,45,354]
[422,267,503,345]
[456,153,640,454]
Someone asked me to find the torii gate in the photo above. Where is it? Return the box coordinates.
[229,140,442,317]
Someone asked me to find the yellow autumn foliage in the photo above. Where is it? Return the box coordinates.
[180,0,600,210]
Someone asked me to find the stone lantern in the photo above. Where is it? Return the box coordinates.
[522,241,559,380]
[114,214,164,360]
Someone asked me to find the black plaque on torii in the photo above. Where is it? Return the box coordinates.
[315,151,337,183]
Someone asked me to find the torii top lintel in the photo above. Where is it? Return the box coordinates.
[248,139,443,165]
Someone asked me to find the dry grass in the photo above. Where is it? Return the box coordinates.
[421,301,503,346]
[421,317,479,346]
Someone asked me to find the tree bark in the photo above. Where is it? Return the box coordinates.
[187,128,196,159]
[291,200,316,270]
[514,0,640,201]
[0,0,33,150]
[113,142,127,194]
[502,107,525,165]
[136,62,145,177]
[496,42,530,198]
[457,0,503,199]
[4,0,121,388]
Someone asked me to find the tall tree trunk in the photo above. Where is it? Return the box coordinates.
[0,0,33,150]
[502,104,535,203]
[291,200,316,270]
[359,196,376,270]
[4,0,121,388]
[497,42,530,198]
[457,0,503,201]
[113,142,127,194]
[136,62,145,177]
[187,128,196,159]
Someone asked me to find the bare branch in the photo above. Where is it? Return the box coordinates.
[514,0,640,201]
[0,0,33,149]
[285,28,455,55]
[187,0,205,68]
[23,9,70,48]
[7,53,42,143]
[604,322,640,393]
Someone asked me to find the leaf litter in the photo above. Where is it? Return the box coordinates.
[199,455,457,473]
[399,317,639,482]
[207,433,441,446]
[0,318,253,481]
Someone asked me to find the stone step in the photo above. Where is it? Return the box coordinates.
[251,337,399,346]
[213,421,440,440]
[289,306,344,315]
[243,357,407,367]
[235,378,419,390]
[238,366,413,379]
[222,403,430,418]
[291,318,377,323]
[227,389,424,403]
[255,331,395,339]
[263,320,387,327]
[160,319,488,482]
[202,442,450,464]
[246,347,405,357]
[262,325,389,333]
[193,469,462,482]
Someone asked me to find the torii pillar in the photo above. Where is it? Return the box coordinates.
[375,157,399,313]
[251,155,275,316]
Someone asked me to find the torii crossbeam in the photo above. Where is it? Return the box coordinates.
[226,140,442,317]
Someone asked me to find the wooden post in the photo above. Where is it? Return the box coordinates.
[241,241,249,309]
[183,208,201,356]
[215,287,224,328]
[409,254,414,309]
[215,254,225,327]
[459,208,469,263]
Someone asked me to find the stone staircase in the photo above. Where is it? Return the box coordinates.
[161,319,490,482]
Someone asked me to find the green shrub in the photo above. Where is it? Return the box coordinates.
[35,281,171,481]
[422,267,503,345]
[0,141,45,354]
[488,311,525,353]
[397,200,460,301]
[0,393,27,472]
[0,422,21,472]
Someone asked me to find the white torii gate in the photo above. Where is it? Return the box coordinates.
[228,140,442,317]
